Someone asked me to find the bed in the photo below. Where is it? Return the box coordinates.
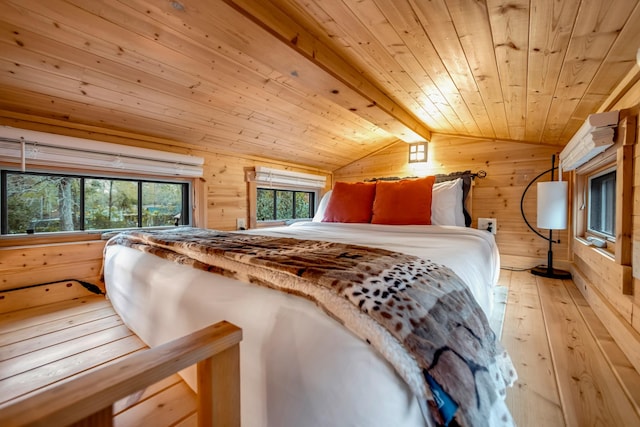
[103,174,516,427]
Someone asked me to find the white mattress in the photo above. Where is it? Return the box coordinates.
[104,223,500,427]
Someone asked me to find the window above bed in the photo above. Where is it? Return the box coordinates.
[246,166,327,228]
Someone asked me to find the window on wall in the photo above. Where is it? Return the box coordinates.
[247,166,326,228]
[256,188,314,221]
[1,170,190,235]
[587,168,616,240]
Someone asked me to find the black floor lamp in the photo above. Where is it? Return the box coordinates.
[520,154,572,279]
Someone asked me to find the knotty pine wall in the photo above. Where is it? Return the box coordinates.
[0,115,332,292]
[334,135,567,268]
[568,70,640,374]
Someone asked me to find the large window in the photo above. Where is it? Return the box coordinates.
[256,188,314,221]
[1,171,189,235]
[587,168,616,239]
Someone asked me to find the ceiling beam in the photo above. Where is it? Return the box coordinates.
[222,0,431,143]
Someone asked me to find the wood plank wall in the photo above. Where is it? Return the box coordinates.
[0,114,332,291]
[334,135,565,267]
[567,68,640,373]
[0,241,104,292]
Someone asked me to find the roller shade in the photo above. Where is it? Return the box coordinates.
[254,166,326,189]
[0,126,204,177]
[559,111,618,171]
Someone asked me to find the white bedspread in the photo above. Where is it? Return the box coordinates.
[103,223,501,427]
[246,222,500,316]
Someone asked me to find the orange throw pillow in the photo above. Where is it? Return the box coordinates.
[322,181,376,223]
[371,176,436,225]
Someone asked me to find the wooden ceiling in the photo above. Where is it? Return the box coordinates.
[0,0,639,171]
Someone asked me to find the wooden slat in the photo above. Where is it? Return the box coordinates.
[570,3,640,135]
[0,323,133,381]
[292,0,455,132]
[0,240,106,292]
[223,0,431,143]
[0,0,396,170]
[113,381,197,427]
[444,0,510,139]
[72,406,113,427]
[564,282,640,418]
[537,276,640,426]
[0,334,145,404]
[502,270,564,426]
[0,0,637,175]
[0,295,204,427]
[0,241,104,270]
[574,238,633,296]
[197,344,240,427]
[571,266,640,376]
[0,313,124,361]
[367,0,480,134]
[0,280,99,313]
[543,0,638,143]
[0,321,241,427]
[0,295,111,333]
[113,374,184,415]
[525,0,580,142]
[616,141,634,266]
[0,259,102,291]
[173,414,198,427]
[1,305,115,341]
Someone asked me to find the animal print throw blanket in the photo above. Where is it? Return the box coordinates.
[106,227,516,427]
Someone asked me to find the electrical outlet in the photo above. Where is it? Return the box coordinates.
[477,217,497,234]
[236,218,246,230]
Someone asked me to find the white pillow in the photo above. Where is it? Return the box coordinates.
[431,178,465,226]
[312,190,333,222]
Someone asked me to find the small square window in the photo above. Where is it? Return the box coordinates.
[408,142,428,163]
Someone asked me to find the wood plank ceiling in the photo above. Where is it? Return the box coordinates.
[0,0,638,171]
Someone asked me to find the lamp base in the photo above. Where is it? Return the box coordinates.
[531,266,572,280]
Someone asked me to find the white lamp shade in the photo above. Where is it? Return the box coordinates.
[537,181,568,230]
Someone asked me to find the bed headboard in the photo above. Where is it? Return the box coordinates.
[365,171,486,227]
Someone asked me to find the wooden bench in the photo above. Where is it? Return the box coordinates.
[0,282,242,427]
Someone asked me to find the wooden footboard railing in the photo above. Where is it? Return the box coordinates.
[0,321,242,427]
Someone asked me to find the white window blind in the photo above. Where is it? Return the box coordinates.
[254,166,326,189]
[0,126,204,177]
[559,111,619,171]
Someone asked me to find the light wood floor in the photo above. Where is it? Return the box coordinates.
[501,270,640,426]
[0,290,198,426]
[2,273,640,426]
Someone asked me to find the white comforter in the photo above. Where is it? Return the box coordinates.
[104,223,501,427]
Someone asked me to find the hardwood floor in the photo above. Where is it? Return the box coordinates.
[0,289,198,427]
[501,270,640,427]
[2,273,639,426]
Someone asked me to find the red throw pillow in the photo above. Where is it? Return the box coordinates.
[371,176,436,225]
[322,181,376,223]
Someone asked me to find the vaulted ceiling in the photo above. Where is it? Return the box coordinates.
[0,0,638,171]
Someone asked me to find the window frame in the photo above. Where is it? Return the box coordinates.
[246,167,325,229]
[572,114,634,266]
[256,187,316,223]
[586,166,617,243]
[1,166,193,238]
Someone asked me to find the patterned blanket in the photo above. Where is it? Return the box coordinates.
[106,227,516,427]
